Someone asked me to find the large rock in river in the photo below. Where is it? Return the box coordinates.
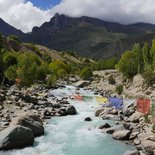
[123,150,140,155]
[11,112,44,137]
[66,105,77,115]
[112,130,131,140]
[0,125,34,150]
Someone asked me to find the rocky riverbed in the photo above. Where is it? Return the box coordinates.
[0,76,154,155]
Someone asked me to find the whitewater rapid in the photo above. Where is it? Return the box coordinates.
[1,86,135,155]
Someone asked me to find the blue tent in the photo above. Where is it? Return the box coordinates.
[108,97,123,109]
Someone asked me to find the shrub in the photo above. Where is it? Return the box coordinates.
[46,75,57,87]
[116,51,138,78]
[80,67,92,80]
[143,68,155,86]
[116,85,123,95]
[8,35,21,43]
[108,75,116,85]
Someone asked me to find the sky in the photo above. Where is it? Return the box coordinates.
[1,0,155,33]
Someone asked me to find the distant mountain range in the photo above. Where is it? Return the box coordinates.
[1,13,155,59]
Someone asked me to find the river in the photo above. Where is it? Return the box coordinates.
[1,86,135,155]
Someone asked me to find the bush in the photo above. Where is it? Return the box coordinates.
[143,68,155,86]
[46,75,57,87]
[80,67,92,80]
[108,75,116,85]
[8,35,21,43]
[116,51,138,78]
[116,85,123,95]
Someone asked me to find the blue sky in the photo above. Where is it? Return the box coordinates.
[28,0,61,9]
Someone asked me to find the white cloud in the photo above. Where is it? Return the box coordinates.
[0,0,52,32]
[1,0,155,32]
[51,0,155,25]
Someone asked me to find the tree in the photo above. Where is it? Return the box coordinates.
[3,52,18,67]
[49,60,70,77]
[17,53,43,86]
[143,42,151,71]
[116,51,138,78]
[132,43,144,74]
[4,65,17,81]
[150,38,155,68]
[80,67,92,80]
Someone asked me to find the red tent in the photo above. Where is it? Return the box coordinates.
[137,99,151,115]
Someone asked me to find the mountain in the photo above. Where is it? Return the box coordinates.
[0,18,24,37]
[1,14,155,59]
[24,14,155,59]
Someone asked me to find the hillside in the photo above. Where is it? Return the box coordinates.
[0,34,87,64]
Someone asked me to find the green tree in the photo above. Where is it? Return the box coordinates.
[80,67,92,80]
[150,38,155,68]
[133,43,143,74]
[143,42,151,71]
[3,52,18,67]
[4,65,17,81]
[49,60,70,77]
[116,51,138,78]
[17,53,42,86]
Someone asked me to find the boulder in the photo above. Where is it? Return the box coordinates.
[95,108,105,117]
[11,112,44,137]
[84,117,92,121]
[123,150,140,155]
[0,125,34,150]
[99,123,111,129]
[74,80,90,88]
[129,112,144,123]
[105,125,124,134]
[112,130,131,140]
[133,74,144,88]
[66,105,77,115]
[141,140,155,155]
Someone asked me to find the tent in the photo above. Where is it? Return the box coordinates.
[108,97,123,109]
[96,97,108,103]
[83,96,94,102]
[136,99,150,115]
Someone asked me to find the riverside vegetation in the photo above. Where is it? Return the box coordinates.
[1,33,155,155]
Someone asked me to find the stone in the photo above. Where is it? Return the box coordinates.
[105,125,125,134]
[133,74,144,88]
[99,123,111,129]
[66,105,77,115]
[134,138,141,145]
[141,140,155,155]
[74,80,90,88]
[129,112,144,123]
[0,125,34,150]
[112,130,131,140]
[123,150,140,155]
[11,112,44,137]
[84,117,92,121]
[95,108,104,117]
